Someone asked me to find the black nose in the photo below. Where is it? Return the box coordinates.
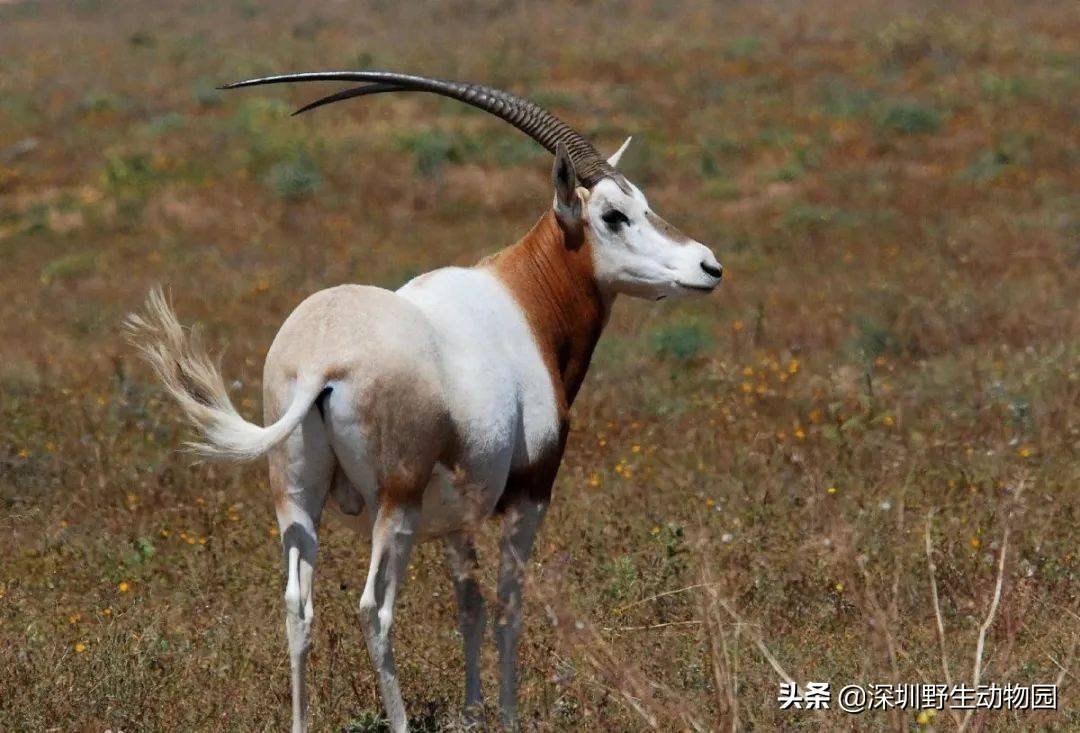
[700,261,723,279]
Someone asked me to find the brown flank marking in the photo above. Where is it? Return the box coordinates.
[485,210,610,415]
[485,210,610,504]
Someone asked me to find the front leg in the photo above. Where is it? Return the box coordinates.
[495,497,547,731]
[443,530,487,722]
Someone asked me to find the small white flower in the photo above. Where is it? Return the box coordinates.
[880,500,892,511]
[721,532,734,543]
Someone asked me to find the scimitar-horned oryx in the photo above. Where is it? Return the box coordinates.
[126,70,723,733]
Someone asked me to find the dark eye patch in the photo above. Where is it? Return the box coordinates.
[601,209,630,229]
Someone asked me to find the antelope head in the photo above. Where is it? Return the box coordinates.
[222,71,723,301]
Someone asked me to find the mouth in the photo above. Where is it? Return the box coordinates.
[676,281,718,293]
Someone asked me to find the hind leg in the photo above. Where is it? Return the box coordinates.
[358,498,421,733]
[270,410,334,733]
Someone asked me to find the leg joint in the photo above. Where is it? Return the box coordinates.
[358,593,378,620]
[284,590,304,620]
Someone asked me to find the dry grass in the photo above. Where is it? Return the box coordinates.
[1,1,1077,730]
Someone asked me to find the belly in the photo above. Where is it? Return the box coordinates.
[327,460,509,540]
[417,462,507,537]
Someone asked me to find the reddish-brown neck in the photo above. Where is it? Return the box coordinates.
[486,211,609,413]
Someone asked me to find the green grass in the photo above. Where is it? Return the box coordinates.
[266,153,323,201]
[878,101,943,135]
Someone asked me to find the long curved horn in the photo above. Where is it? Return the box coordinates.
[290,82,408,116]
[220,71,616,187]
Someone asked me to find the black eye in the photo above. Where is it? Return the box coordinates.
[601,209,630,229]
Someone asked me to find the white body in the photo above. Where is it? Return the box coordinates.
[387,267,561,535]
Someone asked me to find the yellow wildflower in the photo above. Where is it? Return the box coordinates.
[74,642,87,653]
[117,581,130,593]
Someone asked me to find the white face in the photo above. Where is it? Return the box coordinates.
[582,177,723,300]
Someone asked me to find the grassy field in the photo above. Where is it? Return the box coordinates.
[1,1,1077,730]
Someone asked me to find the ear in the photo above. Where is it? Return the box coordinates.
[606,136,632,168]
[552,142,581,228]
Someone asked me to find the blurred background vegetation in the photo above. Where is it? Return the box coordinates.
[0,1,1076,730]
